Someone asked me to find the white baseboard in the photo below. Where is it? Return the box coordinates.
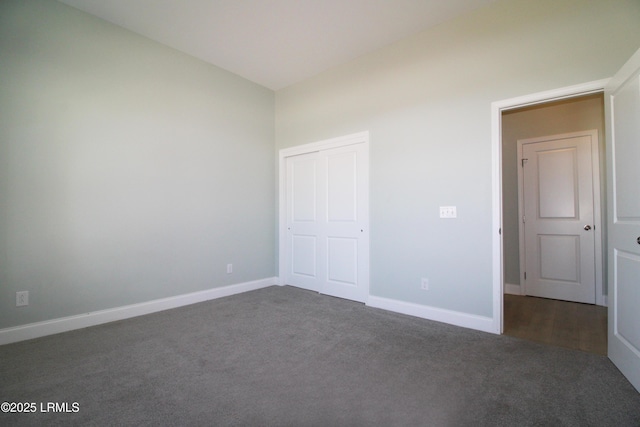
[504,283,523,295]
[0,277,278,346]
[367,296,496,334]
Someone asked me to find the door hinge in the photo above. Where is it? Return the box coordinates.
[521,158,528,167]
[522,215,526,223]
[524,272,527,280]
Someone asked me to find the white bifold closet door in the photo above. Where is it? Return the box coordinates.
[284,142,369,303]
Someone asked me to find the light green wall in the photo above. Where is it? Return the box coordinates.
[0,0,275,328]
[2,0,638,330]
[275,0,640,317]
[502,94,606,291]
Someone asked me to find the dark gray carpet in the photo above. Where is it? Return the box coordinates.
[1,286,639,426]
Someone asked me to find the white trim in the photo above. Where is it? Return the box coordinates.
[493,79,610,113]
[279,131,370,158]
[367,296,495,334]
[491,97,504,334]
[504,283,523,295]
[491,79,610,334]
[517,140,527,297]
[278,131,370,296]
[0,277,278,346]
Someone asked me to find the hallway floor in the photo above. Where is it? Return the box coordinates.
[504,294,607,355]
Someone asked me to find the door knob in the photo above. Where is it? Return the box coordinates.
[584,225,592,231]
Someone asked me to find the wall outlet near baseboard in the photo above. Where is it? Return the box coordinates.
[421,278,429,290]
[16,291,29,306]
[226,264,233,274]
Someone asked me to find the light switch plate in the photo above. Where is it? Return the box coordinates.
[439,206,457,218]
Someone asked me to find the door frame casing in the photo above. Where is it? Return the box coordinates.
[491,79,610,333]
[516,130,603,304]
[278,131,370,298]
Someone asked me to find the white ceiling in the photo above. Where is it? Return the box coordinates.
[58,0,495,90]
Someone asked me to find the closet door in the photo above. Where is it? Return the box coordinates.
[285,142,369,303]
[285,151,323,292]
[321,143,368,302]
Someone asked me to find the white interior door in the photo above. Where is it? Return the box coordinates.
[285,151,322,292]
[322,143,369,302]
[284,138,369,303]
[520,131,598,304]
[605,47,640,393]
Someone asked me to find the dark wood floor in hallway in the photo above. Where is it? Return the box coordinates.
[503,294,607,356]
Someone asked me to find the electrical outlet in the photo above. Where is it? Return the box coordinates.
[439,206,457,219]
[16,291,29,307]
[226,264,233,274]
[421,278,429,290]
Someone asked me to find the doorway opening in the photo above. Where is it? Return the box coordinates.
[498,92,607,354]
